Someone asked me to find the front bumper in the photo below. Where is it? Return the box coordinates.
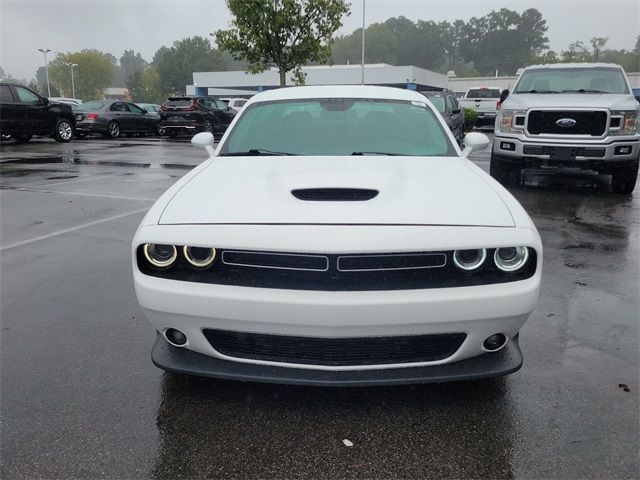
[152,332,523,386]
[476,112,497,127]
[493,134,640,171]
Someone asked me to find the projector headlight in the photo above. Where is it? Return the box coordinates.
[494,247,529,272]
[143,243,177,268]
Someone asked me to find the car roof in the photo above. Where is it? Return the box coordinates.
[249,85,428,104]
[523,62,624,70]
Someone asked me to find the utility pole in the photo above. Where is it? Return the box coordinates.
[38,48,52,97]
[361,0,366,85]
[65,63,78,98]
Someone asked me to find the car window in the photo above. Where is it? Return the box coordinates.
[447,96,458,111]
[15,86,41,104]
[426,96,446,113]
[0,85,15,102]
[77,101,105,111]
[128,103,144,114]
[466,89,500,98]
[220,98,456,157]
[514,67,629,94]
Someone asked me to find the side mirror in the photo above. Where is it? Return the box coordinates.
[141,108,148,114]
[461,132,490,158]
[499,89,510,104]
[42,97,49,105]
[191,131,216,157]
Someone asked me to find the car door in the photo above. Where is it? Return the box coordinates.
[110,102,130,131]
[0,84,29,135]
[447,95,463,136]
[126,102,154,132]
[14,85,50,134]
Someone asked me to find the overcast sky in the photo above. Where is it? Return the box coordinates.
[1,0,638,80]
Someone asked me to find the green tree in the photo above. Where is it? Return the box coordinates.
[154,36,226,94]
[561,41,591,62]
[590,37,609,62]
[48,50,116,100]
[215,0,350,87]
[35,66,61,96]
[120,50,148,84]
[128,67,165,104]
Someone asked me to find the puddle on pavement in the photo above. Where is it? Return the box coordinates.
[1,154,195,170]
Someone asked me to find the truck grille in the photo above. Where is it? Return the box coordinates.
[203,329,467,366]
[527,110,607,136]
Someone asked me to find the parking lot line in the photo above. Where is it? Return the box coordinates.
[3,186,157,202]
[0,207,149,252]
[35,174,115,188]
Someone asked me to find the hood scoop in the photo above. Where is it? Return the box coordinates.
[291,188,379,202]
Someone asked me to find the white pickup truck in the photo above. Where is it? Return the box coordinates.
[491,63,639,194]
[459,87,502,128]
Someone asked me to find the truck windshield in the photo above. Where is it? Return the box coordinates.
[465,89,500,98]
[515,67,629,94]
[219,98,456,157]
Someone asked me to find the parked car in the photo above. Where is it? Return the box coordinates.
[420,90,464,143]
[132,86,542,386]
[492,63,639,194]
[459,87,502,128]
[49,97,83,107]
[74,100,160,138]
[158,96,236,138]
[0,82,75,142]
[220,97,248,113]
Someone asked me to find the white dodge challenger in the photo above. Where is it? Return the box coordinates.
[132,86,542,385]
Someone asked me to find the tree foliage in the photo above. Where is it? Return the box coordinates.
[154,36,226,94]
[48,50,116,100]
[127,67,165,104]
[215,0,350,86]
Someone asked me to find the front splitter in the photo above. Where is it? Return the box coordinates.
[151,332,523,386]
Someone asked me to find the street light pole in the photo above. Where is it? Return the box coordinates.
[38,48,52,97]
[361,0,366,85]
[65,63,78,98]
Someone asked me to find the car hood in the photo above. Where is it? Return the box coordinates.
[505,93,638,111]
[158,156,514,227]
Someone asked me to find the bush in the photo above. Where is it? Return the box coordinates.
[464,108,478,131]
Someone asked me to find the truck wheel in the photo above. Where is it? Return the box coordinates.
[203,119,214,133]
[53,118,74,142]
[107,121,121,139]
[611,160,639,195]
[490,155,522,187]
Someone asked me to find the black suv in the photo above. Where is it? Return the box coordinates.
[419,90,464,144]
[0,83,76,143]
[159,96,236,138]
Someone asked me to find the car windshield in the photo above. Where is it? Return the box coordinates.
[424,96,446,113]
[219,98,455,157]
[515,67,629,94]
[76,101,105,111]
[466,89,500,98]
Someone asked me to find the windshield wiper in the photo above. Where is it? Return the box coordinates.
[351,151,403,156]
[219,148,298,156]
[517,89,559,94]
[558,89,607,94]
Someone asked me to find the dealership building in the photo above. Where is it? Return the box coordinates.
[187,63,640,97]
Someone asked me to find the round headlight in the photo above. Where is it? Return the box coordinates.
[183,246,216,268]
[143,243,177,268]
[453,249,487,271]
[494,246,529,272]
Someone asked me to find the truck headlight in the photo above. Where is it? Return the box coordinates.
[610,111,638,136]
[497,110,526,133]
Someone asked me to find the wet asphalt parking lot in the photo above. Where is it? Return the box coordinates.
[1,133,638,479]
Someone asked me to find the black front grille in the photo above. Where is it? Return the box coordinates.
[527,110,607,136]
[137,247,538,291]
[523,145,606,158]
[292,188,379,201]
[203,329,467,366]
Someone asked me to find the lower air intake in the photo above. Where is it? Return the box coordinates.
[203,330,466,366]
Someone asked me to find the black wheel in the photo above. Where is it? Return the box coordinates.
[490,154,522,187]
[107,120,121,139]
[53,118,74,143]
[611,160,639,194]
[156,124,166,136]
[203,118,214,133]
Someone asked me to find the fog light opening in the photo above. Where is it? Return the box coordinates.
[483,333,507,352]
[165,328,187,347]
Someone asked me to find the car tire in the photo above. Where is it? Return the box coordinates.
[53,118,74,143]
[490,154,522,187]
[107,120,121,139]
[13,134,32,143]
[203,118,214,133]
[611,160,639,195]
